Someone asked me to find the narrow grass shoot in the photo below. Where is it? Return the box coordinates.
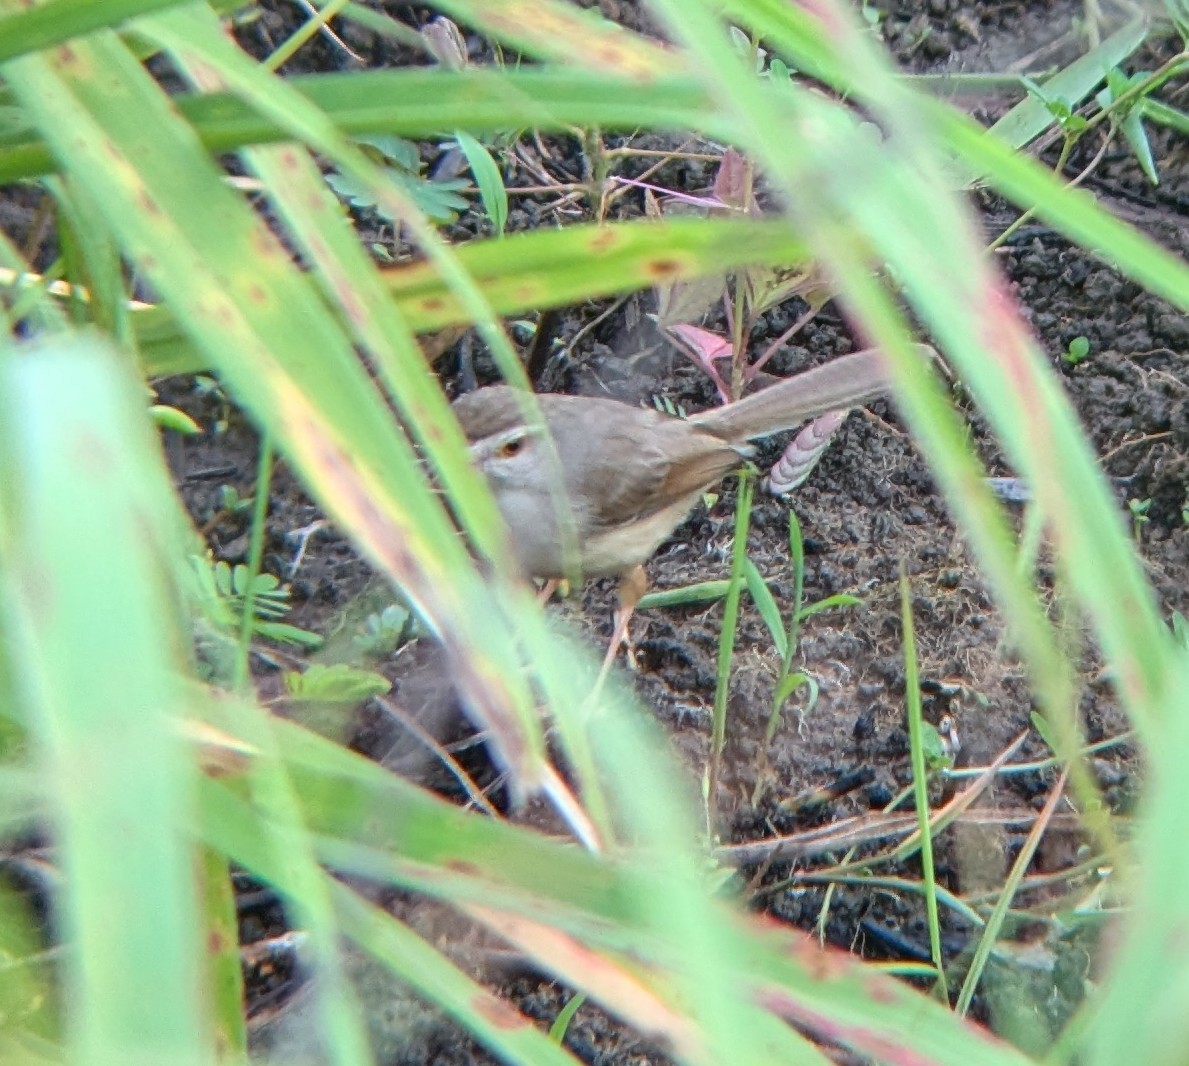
[900,564,950,1003]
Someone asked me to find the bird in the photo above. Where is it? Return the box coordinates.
[453,346,922,674]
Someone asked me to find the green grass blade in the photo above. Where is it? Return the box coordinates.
[709,473,755,812]
[0,68,721,182]
[131,217,811,376]
[1139,95,1189,135]
[710,3,1189,309]
[1081,652,1189,1066]
[425,0,681,75]
[0,768,42,833]
[0,333,211,1065]
[141,6,540,605]
[0,0,189,64]
[139,6,597,628]
[263,717,1034,1066]
[333,885,586,1066]
[956,769,1069,1018]
[197,847,247,1059]
[665,0,1179,749]
[0,880,57,1051]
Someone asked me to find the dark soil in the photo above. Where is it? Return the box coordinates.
[16,1,1186,1063]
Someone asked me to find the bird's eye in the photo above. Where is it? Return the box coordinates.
[496,436,525,459]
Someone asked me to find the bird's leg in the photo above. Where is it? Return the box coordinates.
[598,564,649,682]
[536,578,573,605]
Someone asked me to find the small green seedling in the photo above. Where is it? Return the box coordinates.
[284,663,391,704]
[193,374,231,434]
[452,130,508,236]
[727,25,768,75]
[548,991,587,1045]
[353,603,415,658]
[283,664,391,741]
[1128,497,1151,542]
[651,394,686,418]
[748,512,861,743]
[767,55,794,85]
[326,134,470,223]
[1021,78,1090,136]
[919,719,955,773]
[216,485,254,519]
[899,566,949,1001]
[213,561,284,619]
[1030,710,1060,752]
[418,16,507,236]
[1062,336,1091,364]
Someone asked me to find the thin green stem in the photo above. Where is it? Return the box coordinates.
[235,432,274,693]
[900,564,949,1003]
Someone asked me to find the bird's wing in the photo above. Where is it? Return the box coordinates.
[555,397,745,533]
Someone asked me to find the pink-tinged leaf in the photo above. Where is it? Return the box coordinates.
[666,323,734,362]
[713,147,758,211]
[664,323,735,399]
[766,410,849,495]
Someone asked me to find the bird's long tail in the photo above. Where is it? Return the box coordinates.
[689,345,934,442]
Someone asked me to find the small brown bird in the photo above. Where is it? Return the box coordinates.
[453,346,917,671]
